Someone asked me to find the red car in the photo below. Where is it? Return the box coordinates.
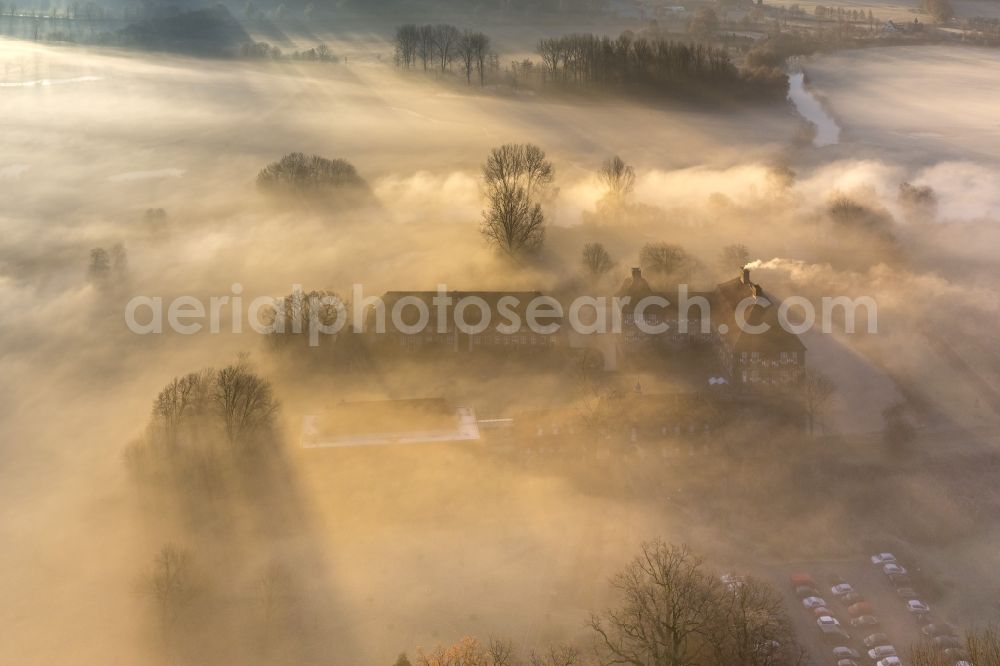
[790,572,816,588]
[848,602,875,617]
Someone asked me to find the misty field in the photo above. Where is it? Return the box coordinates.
[3,30,1000,666]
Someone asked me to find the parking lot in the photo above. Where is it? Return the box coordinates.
[766,553,967,665]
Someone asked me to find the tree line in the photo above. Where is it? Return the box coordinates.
[536,32,785,100]
[393,23,492,85]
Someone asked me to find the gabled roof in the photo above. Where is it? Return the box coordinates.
[714,276,806,353]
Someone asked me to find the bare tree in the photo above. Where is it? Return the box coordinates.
[394,24,419,68]
[456,31,479,84]
[483,143,554,200]
[432,24,461,73]
[87,247,110,282]
[591,543,805,666]
[582,243,615,281]
[257,152,369,202]
[110,242,128,276]
[213,358,279,446]
[470,32,491,86]
[152,371,213,445]
[481,143,554,256]
[452,31,491,86]
[263,288,346,348]
[598,155,636,201]
[639,242,695,283]
[529,645,581,666]
[140,544,197,628]
[487,638,516,666]
[718,244,751,273]
[590,541,719,666]
[257,561,296,646]
[417,25,434,71]
[798,368,836,435]
[481,186,545,256]
[712,576,804,666]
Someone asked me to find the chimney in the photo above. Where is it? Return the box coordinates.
[751,283,761,300]
[631,267,642,280]
[741,267,750,284]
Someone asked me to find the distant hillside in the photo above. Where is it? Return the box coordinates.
[113,6,249,56]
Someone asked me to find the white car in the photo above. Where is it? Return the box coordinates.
[833,646,860,660]
[876,658,902,666]
[907,599,931,615]
[883,563,907,576]
[868,646,897,660]
[817,616,841,628]
[831,583,855,597]
[802,596,827,609]
[871,553,896,565]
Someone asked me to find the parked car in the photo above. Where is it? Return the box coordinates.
[790,572,816,587]
[848,601,875,617]
[875,658,902,666]
[795,586,821,599]
[820,626,852,642]
[849,615,880,628]
[813,607,834,618]
[888,573,912,587]
[863,633,890,648]
[831,583,855,597]
[817,616,841,629]
[871,553,896,565]
[832,646,860,660]
[883,563,908,576]
[802,596,827,609]
[868,646,897,661]
[921,623,957,637]
[839,592,864,606]
[895,587,918,600]
[907,600,931,615]
[932,635,962,650]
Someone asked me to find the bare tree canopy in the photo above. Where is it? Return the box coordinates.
[481,186,545,256]
[480,143,554,256]
[431,24,461,72]
[797,368,836,435]
[214,358,280,446]
[257,152,369,201]
[582,242,615,280]
[483,143,554,200]
[140,544,198,628]
[598,155,636,200]
[590,541,804,666]
[639,242,696,283]
[718,244,751,272]
[590,541,719,666]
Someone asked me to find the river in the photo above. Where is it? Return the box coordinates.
[787,70,841,147]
